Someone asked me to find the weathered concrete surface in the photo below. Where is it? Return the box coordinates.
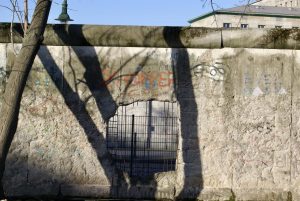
[3,23,300,49]
[0,44,178,200]
[0,23,222,48]
[0,35,300,200]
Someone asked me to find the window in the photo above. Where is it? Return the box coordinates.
[258,25,265,28]
[275,26,282,28]
[241,24,248,29]
[223,23,231,28]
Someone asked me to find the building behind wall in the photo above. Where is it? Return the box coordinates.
[189,0,300,28]
[254,0,300,7]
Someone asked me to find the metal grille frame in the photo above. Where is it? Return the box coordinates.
[107,102,178,178]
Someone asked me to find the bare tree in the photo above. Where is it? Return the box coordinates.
[201,0,255,28]
[24,0,28,32]
[5,0,24,54]
[0,0,52,197]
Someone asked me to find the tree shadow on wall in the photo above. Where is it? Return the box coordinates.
[163,27,203,199]
[38,46,118,198]
[35,25,163,200]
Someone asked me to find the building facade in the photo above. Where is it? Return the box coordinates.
[254,0,300,7]
[189,1,300,28]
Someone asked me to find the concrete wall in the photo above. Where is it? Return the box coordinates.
[190,14,300,28]
[1,25,300,200]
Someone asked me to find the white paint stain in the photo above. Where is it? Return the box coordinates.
[278,88,287,95]
[252,87,264,96]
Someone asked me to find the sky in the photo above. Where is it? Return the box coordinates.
[0,0,253,26]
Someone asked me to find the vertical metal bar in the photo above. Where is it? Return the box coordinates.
[147,142,150,175]
[134,132,137,158]
[130,114,135,177]
[124,106,127,149]
[116,113,119,148]
[146,101,152,148]
[120,107,124,148]
[143,142,146,176]
[106,118,110,149]
[164,103,168,150]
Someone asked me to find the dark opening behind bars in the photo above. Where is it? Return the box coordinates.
[107,103,178,177]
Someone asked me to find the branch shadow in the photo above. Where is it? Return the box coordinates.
[53,25,117,120]
[38,46,119,196]
[163,27,203,199]
[4,24,192,200]
[52,25,157,119]
[35,25,162,199]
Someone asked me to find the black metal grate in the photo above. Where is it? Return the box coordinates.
[107,102,178,177]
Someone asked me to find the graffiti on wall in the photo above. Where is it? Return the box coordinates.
[193,61,229,81]
[0,66,6,78]
[0,65,51,88]
[31,67,52,88]
[29,63,173,96]
[35,77,50,87]
[101,66,174,96]
[243,72,287,96]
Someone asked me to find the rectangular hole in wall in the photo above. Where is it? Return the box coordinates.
[106,101,179,178]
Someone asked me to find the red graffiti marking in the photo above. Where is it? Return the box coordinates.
[159,71,173,87]
[100,68,174,95]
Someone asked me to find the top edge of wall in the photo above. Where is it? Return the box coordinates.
[1,23,300,50]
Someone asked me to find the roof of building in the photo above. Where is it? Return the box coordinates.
[188,5,300,23]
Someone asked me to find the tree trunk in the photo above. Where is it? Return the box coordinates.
[24,0,29,33]
[0,0,52,197]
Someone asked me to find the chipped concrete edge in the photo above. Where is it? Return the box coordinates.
[2,23,300,49]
